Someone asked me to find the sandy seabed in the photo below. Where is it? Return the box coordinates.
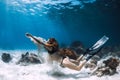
[0,50,120,80]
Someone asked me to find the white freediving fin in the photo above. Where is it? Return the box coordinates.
[89,35,109,51]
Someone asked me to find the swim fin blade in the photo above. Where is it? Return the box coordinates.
[89,35,109,51]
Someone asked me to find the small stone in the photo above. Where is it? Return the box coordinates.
[1,53,12,63]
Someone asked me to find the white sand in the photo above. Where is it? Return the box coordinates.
[0,50,120,80]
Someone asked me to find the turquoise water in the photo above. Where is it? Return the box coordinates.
[0,0,120,49]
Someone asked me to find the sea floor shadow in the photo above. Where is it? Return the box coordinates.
[47,71,90,79]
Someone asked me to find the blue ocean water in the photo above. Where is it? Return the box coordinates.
[0,0,120,49]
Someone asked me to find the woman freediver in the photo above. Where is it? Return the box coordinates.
[25,33,109,71]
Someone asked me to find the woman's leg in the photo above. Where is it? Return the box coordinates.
[62,47,102,71]
[62,57,87,71]
[68,55,84,65]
